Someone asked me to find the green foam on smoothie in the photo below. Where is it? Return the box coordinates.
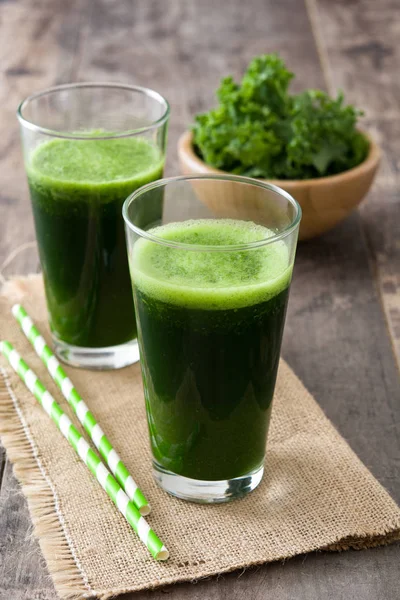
[30,135,162,182]
[28,135,164,202]
[132,219,292,310]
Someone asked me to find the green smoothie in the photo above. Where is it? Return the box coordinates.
[27,136,164,347]
[131,219,292,481]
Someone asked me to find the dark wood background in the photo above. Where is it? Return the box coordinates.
[1,1,399,598]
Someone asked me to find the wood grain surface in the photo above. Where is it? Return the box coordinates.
[0,0,399,598]
[311,0,400,370]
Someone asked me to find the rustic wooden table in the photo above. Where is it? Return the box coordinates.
[1,1,399,598]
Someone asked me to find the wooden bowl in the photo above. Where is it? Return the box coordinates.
[178,131,381,240]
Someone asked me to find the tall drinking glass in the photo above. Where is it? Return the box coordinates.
[18,83,169,369]
[123,175,301,502]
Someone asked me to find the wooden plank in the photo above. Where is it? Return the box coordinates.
[0,461,57,600]
[123,545,400,600]
[359,119,400,365]
[308,0,400,369]
[285,214,400,500]
[307,0,400,119]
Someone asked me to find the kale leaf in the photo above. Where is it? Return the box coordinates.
[192,54,369,180]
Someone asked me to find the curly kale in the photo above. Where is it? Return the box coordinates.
[192,54,369,180]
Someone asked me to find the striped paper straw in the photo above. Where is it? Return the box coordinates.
[0,341,169,561]
[12,304,150,517]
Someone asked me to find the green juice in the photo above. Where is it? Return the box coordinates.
[27,137,164,347]
[131,219,292,481]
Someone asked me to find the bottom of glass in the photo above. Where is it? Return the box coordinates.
[153,462,264,503]
[53,336,140,370]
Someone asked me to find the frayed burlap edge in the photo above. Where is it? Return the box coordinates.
[326,530,400,552]
[0,367,98,599]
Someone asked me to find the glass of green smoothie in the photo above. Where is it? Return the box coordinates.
[17,83,169,369]
[123,175,301,502]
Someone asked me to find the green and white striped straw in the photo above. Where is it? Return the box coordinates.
[0,341,169,561]
[12,304,150,517]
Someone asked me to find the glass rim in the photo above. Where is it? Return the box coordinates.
[122,174,302,252]
[17,82,170,140]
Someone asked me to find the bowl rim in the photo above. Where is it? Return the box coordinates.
[178,129,381,188]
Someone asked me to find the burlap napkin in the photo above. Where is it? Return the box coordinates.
[0,275,399,600]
